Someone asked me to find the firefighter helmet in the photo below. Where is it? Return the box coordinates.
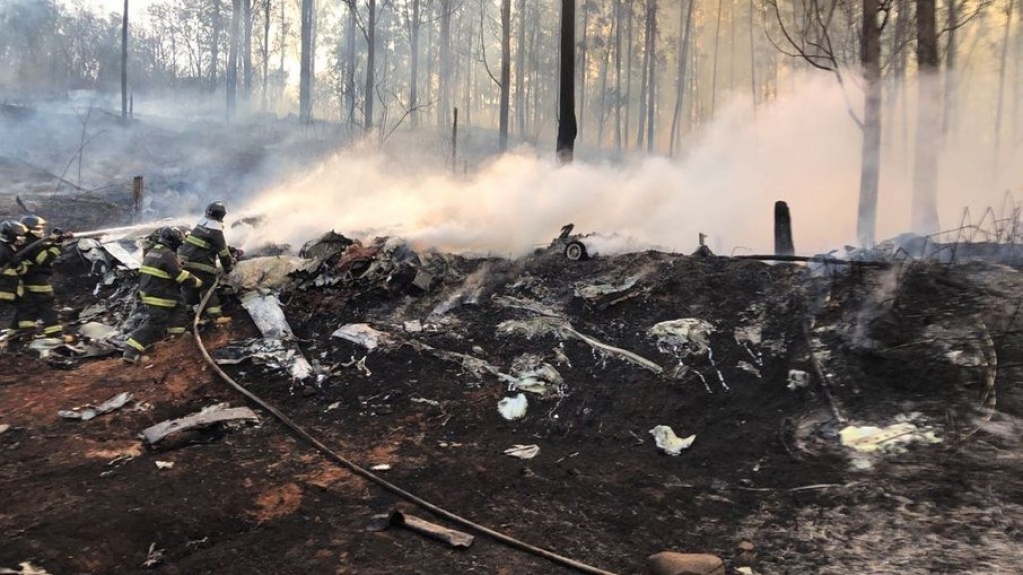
[157,226,186,250]
[20,214,47,238]
[0,220,28,245]
[205,201,227,222]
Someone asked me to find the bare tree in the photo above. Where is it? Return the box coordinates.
[121,0,129,122]
[227,0,240,119]
[911,0,940,234]
[557,0,578,162]
[499,0,511,150]
[211,0,222,91]
[995,0,1016,163]
[299,0,315,123]
[437,0,454,128]
[670,0,695,156]
[242,0,253,105]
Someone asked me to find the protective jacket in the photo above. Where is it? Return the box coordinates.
[0,243,25,302]
[19,237,62,295]
[178,218,234,274]
[139,244,199,308]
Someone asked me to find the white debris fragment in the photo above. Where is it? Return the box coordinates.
[227,256,312,290]
[737,361,761,377]
[155,461,175,470]
[787,369,811,391]
[0,424,9,434]
[0,561,53,575]
[650,319,726,391]
[100,241,143,270]
[239,291,313,381]
[498,394,528,420]
[649,425,696,456]
[370,464,392,471]
[839,422,942,453]
[573,275,640,299]
[403,320,423,332]
[332,323,392,350]
[506,355,564,396]
[504,444,540,459]
[58,392,134,421]
[80,321,118,340]
[650,319,714,356]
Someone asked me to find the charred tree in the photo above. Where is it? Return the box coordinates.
[644,0,656,152]
[242,0,253,105]
[614,0,623,152]
[943,0,958,136]
[364,0,377,131]
[227,0,241,119]
[409,0,422,129]
[500,0,511,151]
[345,2,357,126]
[439,0,453,129]
[121,0,128,122]
[635,0,648,150]
[859,0,883,246]
[774,201,795,255]
[212,0,222,91]
[299,0,314,123]
[261,0,271,111]
[995,0,1016,164]
[911,0,940,234]
[670,0,695,156]
[516,0,526,135]
[557,0,578,163]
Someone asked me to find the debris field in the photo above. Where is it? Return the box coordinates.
[2,207,1023,575]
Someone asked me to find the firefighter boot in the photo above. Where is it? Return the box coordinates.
[122,347,142,365]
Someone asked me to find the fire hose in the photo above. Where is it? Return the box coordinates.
[190,277,620,575]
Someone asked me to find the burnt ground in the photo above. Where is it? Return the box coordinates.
[3,226,1023,574]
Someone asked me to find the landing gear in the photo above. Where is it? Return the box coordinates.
[564,241,588,261]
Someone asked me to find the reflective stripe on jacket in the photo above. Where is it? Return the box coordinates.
[178,218,233,273]
[138,244,194,307]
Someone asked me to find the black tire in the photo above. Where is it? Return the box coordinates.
[564,241,588,261]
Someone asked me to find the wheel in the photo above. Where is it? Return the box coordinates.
[564,241,588,261]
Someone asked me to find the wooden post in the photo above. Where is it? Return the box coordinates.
[451,107,458,173]
[774,200,795,256]
[132,176,144,223]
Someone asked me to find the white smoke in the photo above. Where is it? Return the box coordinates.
[231,72,1021,258]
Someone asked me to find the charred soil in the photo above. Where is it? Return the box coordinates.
[3,243,1023,575]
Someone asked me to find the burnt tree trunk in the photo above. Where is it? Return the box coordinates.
[227,0,240,120]
[121,0,128,122]
[557,0,578,163]
[858,0,882,246]
[500,0,511,151]
[299,0,314,123]
[911,0,940,234]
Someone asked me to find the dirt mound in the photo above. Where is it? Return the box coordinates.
[2,243,1023,575]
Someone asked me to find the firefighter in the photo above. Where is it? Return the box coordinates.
[178,201,235,324]
[13,215,73,341]
[1,220,28,350]
[122,226,202,364]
